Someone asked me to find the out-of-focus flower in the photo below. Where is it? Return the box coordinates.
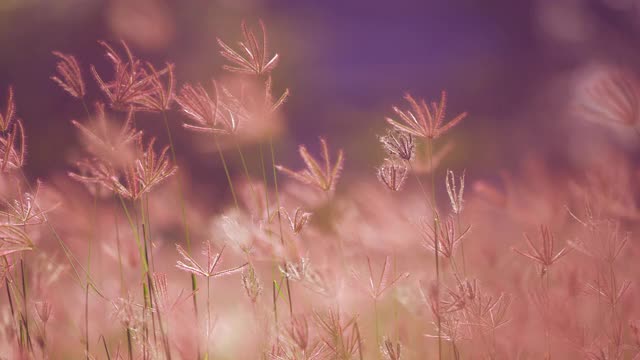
[377,159,408,192]
[218,20,280,75]
[71,103,141,166]
[574,67,640,134]
[107,0,175,51]
[386,91,467,140]
[51,52,85,99]
[276,138,344,193]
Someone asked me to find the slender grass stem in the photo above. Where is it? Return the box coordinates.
[126,327,133,360]
[269,136,293,316]
[427,138,442,360]
[215,138,239,210]
[160,110,199,357]
[206,276,211,360]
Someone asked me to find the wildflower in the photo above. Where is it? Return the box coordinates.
[51,52,85,99]
[280,207,312,235]
[379,130,415,161]
[241,265,262,303]
[380,337,402,360]
[130,63,175,112]
[419,216,471,260]
[513,225,570,274]
[445,169,465,214]
[575,67,640,130]
[0,224,34,257]
[216,212,254,254]
[0,87,15,131]
[351,256,409,300]
[276,137,344,192]
[377,159,408,192]
[176,242,247,278]
[91,40,155,110]
[386,91,467,139]
[217,20,280,75]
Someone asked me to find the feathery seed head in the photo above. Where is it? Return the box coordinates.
[176,242,247,278]
[280,207,312,235]
[130,62,175,112]
[445,169,465,214]
[419,215,471,259]
[386,91,467,139]
[513,225,571,275]
[377,159,408,192]
[51,51,86,99]
[91,40,156,110]
[217,20,280,75]
[0,87,16,132]
[241,265,262,304]
[276,137,344,193]
[379,130,415,161]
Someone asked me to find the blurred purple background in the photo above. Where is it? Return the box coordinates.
[2,0,640,182]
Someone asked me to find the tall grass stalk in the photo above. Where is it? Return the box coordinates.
[426,138,442,360]
[160,111,200,334]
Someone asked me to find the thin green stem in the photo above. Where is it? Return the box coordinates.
[85,193,97,360]
[206,276,211,360]
[215,138,239,210]
[234,137,258,206]
[269,136,293,316]
[427,138,442,360]
[160,111,199,355]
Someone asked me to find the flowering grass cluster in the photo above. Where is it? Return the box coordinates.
[1,19,640,360]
